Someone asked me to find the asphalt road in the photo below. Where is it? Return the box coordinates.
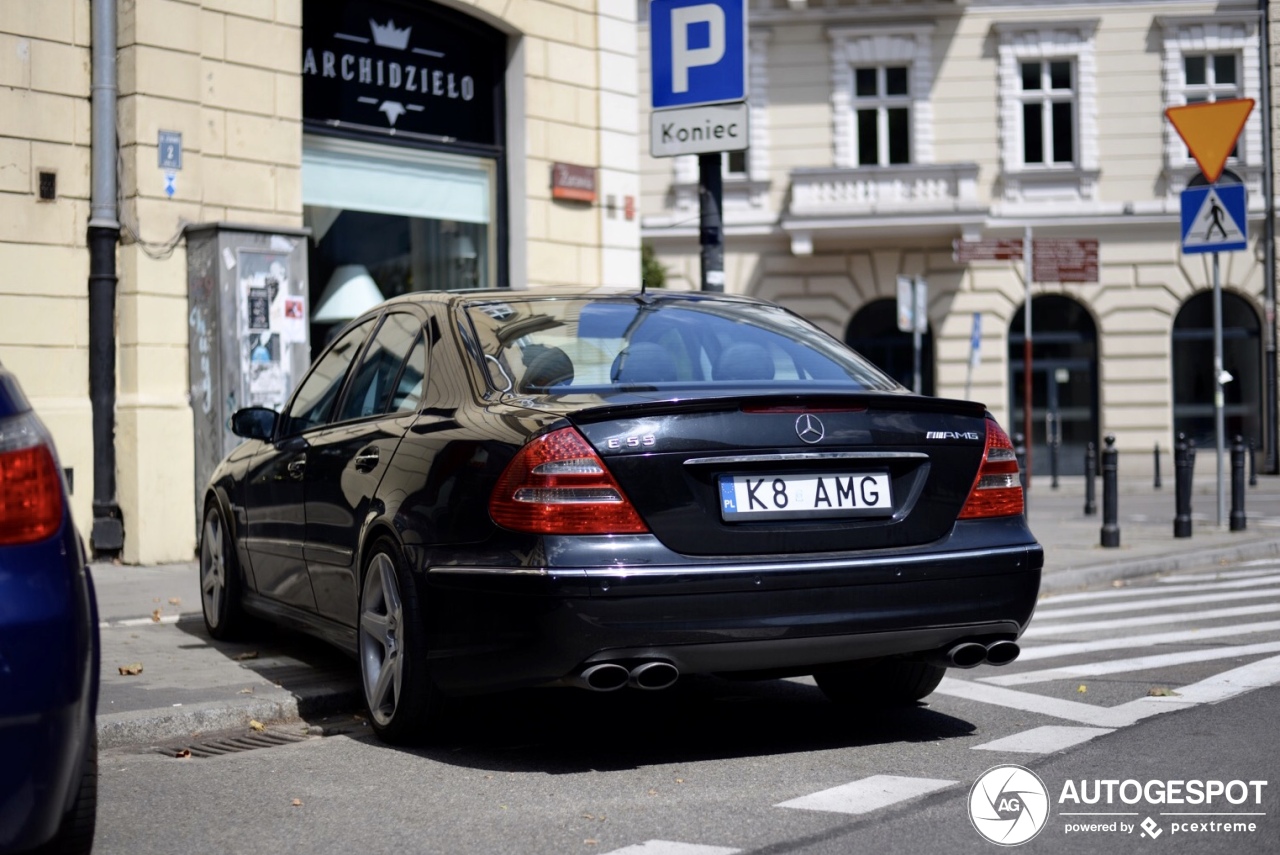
[92,558,1280,855]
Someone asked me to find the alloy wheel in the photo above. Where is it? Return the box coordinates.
[200,510,225,628]
[360,552,405,727]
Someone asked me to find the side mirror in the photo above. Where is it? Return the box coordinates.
[230,407,277,440]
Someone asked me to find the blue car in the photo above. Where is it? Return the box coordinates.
[0,361,98,854]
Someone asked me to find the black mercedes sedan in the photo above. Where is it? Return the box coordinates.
[200,288,1041,743]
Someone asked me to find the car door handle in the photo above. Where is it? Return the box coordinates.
[287,455,306,480]
[354,448,380,472]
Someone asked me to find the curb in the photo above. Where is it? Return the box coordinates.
[1038,537,1280,597]
[97,684,362,750]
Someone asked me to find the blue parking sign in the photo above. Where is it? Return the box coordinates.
[650,0,747,109]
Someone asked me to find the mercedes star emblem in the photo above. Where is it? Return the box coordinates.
[795,413,825,444]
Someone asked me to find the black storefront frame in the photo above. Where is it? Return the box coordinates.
[301,0,510,289]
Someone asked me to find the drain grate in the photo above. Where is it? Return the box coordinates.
[159,730,311,759]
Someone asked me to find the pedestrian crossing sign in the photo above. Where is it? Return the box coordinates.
[1180,183,1247,254]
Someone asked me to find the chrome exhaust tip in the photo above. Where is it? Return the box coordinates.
[576,663,630,692]
[984,640,1021,666]
[628,661,679,691]
[946,642,989,669]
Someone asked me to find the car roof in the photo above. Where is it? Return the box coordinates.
[376,287,772,312]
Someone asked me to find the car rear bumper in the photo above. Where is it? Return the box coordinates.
[422,539,1042,694]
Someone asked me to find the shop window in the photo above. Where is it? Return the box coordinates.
[303,136,497,350]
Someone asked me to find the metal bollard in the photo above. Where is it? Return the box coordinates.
[1174,433,1193,538]
[1249,437,1257,487]
[1084,441,1097,516]
[1050,430,1060,491]
[1231,435,1247,531]
[1101,435,1120,548]
[1153,443,1162,489]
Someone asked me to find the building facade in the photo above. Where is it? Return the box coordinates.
[1,0,641,562]
[641,0,1278,483]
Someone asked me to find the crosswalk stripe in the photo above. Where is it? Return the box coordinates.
[941,654,1280,728]
[1022,602,1280,637]
[600,843,741,855]
[775,775,956,815]
[1016,619,1280,661]
[1160,566,1280,581]
[971,725,1113,754]
[1031,587,1280,621]
[935,677,1134,727]
[982,640,1280,686]
[1043,574,1280,604]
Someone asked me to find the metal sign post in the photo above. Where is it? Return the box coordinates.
[1023,226,1033,491]
[649,0,748,292]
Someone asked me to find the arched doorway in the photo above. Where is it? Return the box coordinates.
[1008,295,1099,478]
[1172,291,1261,450]
[845,298,935,395]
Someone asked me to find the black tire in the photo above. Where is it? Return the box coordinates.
[814,658,946,707]
[357,536,442,744]
[35,731,97,855]
[199,500,247,640]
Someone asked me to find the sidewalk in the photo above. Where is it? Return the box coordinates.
[91,474,1280,749]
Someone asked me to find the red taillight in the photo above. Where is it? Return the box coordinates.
[0,442,64,545]
[489,427,648,534]
[958,418,1024,519]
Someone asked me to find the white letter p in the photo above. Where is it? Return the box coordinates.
[670,4,725,93]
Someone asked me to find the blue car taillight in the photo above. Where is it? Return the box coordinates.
[0,412,64,545]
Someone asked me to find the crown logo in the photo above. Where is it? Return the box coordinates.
[369,19,411,50]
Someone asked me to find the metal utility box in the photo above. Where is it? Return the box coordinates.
[186,223,311,525]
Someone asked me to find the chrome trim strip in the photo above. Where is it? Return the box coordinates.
[683,451,929,466]
[425,544,1036,579]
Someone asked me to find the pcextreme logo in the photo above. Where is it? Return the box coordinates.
[969,765,1051,846]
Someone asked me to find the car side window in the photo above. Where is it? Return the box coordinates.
[283,318,376,435]
[336,313,422,422]
[388,333,428,413]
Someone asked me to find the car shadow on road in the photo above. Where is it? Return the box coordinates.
[349,675,977,774]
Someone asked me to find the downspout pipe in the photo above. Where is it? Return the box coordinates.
[1261,0,1279,474]
[88,0,123,554]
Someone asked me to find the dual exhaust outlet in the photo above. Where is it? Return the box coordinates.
[938,639,1021,669]
[571,660,679,692]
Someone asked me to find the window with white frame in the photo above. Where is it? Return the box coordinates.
[829,26,934,169]
[1159,16,1260,180]
[995,20,1098,201]
[853,65,911,165]
[723,149,748,177]
[1018,59,1075,166]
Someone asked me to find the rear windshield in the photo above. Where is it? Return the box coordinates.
[463,296,900,395]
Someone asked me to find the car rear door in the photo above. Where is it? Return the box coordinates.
[303,311,424,626]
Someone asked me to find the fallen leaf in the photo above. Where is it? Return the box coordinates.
[233,651,259,661]
[249,720,266,732]
[1077,685,1088,694]
[168,597,182,606]
[238,687,254,695]
[174,749,191,759]
[584,841,598,847]
[1147,687,1179,697]
[675,778,685,784]
[118,663,143,676]
[647,789,658,796]
[151,609,162,622]
[582,814,595,820]
[291,799,303,807]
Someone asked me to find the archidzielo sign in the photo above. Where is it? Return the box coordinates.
[302,0,505,147]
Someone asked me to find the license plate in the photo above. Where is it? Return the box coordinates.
[717,472,893,521]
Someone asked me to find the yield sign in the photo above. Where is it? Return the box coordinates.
[1165,99,1254,183]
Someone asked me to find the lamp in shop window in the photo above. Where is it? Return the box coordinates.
[313,264,385,322]
[451,234,479,287]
